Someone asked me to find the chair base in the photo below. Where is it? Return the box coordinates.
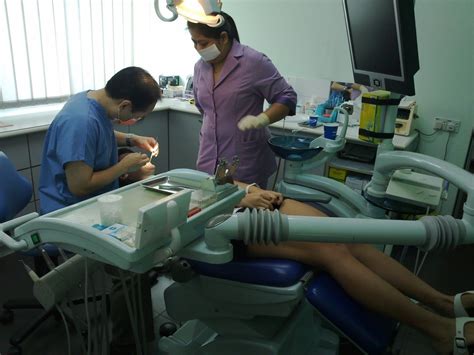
[159,301,339,355]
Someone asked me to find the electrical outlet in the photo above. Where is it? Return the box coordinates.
[433,117,460,133]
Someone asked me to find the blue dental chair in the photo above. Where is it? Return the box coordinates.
[0,151,63,353]
[160,211,398,355]
[161,257,397,355]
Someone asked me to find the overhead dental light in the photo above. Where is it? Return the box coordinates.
[154,0,223,27]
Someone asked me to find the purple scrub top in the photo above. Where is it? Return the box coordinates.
[193,40,296,187]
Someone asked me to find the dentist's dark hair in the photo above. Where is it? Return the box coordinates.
[187,12,240,43]
[105,66,161,112]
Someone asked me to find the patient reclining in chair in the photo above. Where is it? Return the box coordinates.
[120,156,474,355]
[231,181,474,355]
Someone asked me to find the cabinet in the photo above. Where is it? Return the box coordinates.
[325,142,377,192]
[129,111,169,174]
[168,111,202,170]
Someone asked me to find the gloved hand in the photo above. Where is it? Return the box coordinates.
[359,85,369,94]
[237,113,270,131]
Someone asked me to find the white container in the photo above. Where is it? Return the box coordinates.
[97,194,123,226]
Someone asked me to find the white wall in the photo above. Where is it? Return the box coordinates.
[134,13,199,84]
[221,0,474,213]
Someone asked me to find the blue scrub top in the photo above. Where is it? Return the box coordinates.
[39,91,119,214]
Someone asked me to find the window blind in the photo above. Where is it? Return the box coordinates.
[0,0,197,109]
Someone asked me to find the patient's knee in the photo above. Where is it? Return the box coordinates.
[299,242,353,268]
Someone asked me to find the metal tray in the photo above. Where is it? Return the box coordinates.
[141,176,188,195]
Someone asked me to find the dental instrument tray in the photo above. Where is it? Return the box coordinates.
[141,176,189,195]
[268,136,323,161]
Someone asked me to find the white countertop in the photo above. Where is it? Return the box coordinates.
[270,114,418,150]
[0,98,200,138]
[1,100,417,150]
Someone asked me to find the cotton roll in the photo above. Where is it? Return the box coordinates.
[98,194,123,226]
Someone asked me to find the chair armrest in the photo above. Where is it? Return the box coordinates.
[0,212,39,251]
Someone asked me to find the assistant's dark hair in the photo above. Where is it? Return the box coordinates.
[105,66,161,112]
[187,12,240,43]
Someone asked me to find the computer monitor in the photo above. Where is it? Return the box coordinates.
[342,0,419,95]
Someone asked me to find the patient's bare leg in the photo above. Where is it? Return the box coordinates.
[250,198,474,353]
[247,240,467,354]
[346,243,457,316]
[278,198,459,317]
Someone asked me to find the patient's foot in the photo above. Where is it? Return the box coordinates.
[433,293,474,318]
[460,293,474,317]
[433,319,474,355]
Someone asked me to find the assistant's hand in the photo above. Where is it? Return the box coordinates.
[133,135,158,152]
[359,85,369,94]
[237,113,270,131]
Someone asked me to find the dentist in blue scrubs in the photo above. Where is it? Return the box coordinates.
[39,66,161,214]
[39,66,161,353]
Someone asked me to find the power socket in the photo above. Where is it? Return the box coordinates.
[433,117,460,133]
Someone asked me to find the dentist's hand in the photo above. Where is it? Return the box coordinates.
[150,142,159,159]
[118,152,149,173]
[133,135,158,152]
[121,162,156,184]
[237,113,270,131]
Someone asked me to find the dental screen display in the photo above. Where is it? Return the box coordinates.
[345,0,402,77]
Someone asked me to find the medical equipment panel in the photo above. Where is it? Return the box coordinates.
[395,99,417,136]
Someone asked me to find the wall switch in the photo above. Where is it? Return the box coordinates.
[434,117,460,133]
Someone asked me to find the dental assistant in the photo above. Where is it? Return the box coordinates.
[188,12,297,188]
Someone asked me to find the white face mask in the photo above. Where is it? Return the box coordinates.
[198,43,221,62]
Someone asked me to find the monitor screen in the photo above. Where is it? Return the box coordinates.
[343,0,419,95]
[346,0,402,77]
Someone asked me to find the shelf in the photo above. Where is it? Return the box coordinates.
[328,157,373,176]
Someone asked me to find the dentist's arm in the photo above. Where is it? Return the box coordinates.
[65,153,149,196]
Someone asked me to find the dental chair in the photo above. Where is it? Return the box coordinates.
[0,151,64,353]
[161,247,397,355]
[159,110,397,354]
